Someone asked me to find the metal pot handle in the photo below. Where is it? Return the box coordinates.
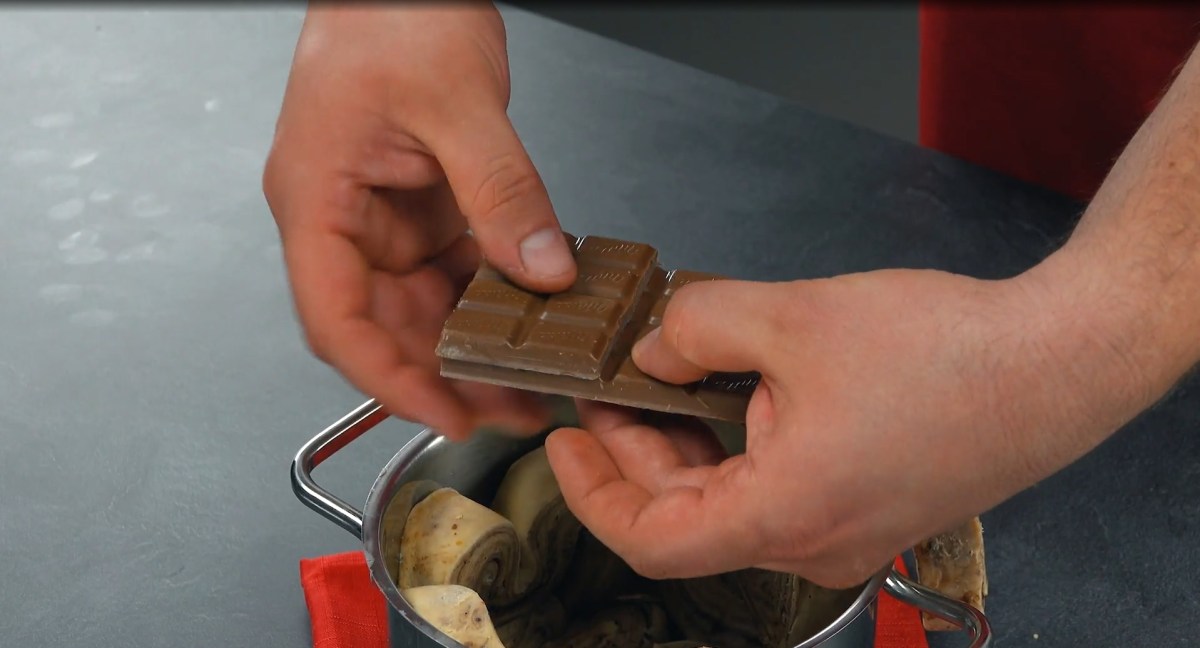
[883,568,992,647]
[290,399,389,540]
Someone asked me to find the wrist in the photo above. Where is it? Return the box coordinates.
[1023,42,1200,408]
[1008,237,1199,442]
[959,262,1135,485]
[1051,229,1199,380]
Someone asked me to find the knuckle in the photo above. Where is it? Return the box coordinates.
[469,154,541,220]
[625,553,671,581]
[301,327,333,364]
[261,148,295,228]
[766,288,798,329]
[757,512,830,568]
[761,302,796,350]
[779,279,827,326]
[261,154,282,207]
[810,560,878,591]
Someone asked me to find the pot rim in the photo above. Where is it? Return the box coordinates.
[359,428,892,648]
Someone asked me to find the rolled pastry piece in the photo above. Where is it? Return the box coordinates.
[402,584,507,648]
[913,516,987,631]
[555,530,640,616]
[659,573,755,643]
[549,600,671,648]
[732,569,799,645]
[492,593,568,648]
[398,487,522,606]
[737,568,856,648]
[490,446,582,595]
[612,593,672,641]
[661,568,822,648]
[381,479,442,585]
[658,578,716,640]
[780,578,861,646]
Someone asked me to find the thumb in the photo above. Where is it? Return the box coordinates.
[424,102,577,293]
[632,279,786,384]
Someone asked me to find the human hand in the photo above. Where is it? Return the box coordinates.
[262,3,577,440]
[545,269,1145,588]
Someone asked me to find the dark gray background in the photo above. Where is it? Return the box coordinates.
[516,2,920,142]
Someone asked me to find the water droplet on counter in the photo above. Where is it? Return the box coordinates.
[63,248,108,265]
[59,229,97,250]
[10,149,54,166]
[40,175,81,191]
[69,151,99,168]
[131,193,170,218]
[58,229,108,265]
[39,284,83,303]
[70,309,117,326]
[47,198,86,221]
[116,241,158,263]
[89,189,115,203]
[32,112,75,129]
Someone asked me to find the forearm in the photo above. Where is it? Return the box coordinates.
[1018,40,1200,445]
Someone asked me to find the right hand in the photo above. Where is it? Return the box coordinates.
[263,3,578,440]
[547,268,1129,588]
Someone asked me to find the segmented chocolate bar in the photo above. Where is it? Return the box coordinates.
[435,234,759,423]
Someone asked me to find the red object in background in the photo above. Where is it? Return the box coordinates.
[300,552,389,648]
[918,3,1200,203]
[299,552,930,648]
[875,556,931,648]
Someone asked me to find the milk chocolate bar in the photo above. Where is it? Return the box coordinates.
[435,234,758,423]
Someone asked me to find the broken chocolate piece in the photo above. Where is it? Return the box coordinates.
[436,234,759,423]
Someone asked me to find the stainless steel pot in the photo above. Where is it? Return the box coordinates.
[292,400,993,648]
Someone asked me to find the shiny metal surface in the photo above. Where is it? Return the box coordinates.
[292,400,993,647]
[291,400,389,540]
[883,571,992,648]
[365,422,549,648]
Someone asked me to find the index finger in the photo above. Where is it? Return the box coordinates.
[632,280,784,385]
[544,426,761,579]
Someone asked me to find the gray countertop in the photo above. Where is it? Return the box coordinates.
[1,6,1196,648]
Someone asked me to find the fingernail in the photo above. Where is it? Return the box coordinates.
[632,327,660,361]
[519,228,575,279]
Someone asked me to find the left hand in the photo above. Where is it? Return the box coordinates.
[262,3,572,440]
[545,267,1138,588]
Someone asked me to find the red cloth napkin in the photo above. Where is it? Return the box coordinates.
[875,557,930,648]
[300,553,929,648]
[300,552,390,648]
